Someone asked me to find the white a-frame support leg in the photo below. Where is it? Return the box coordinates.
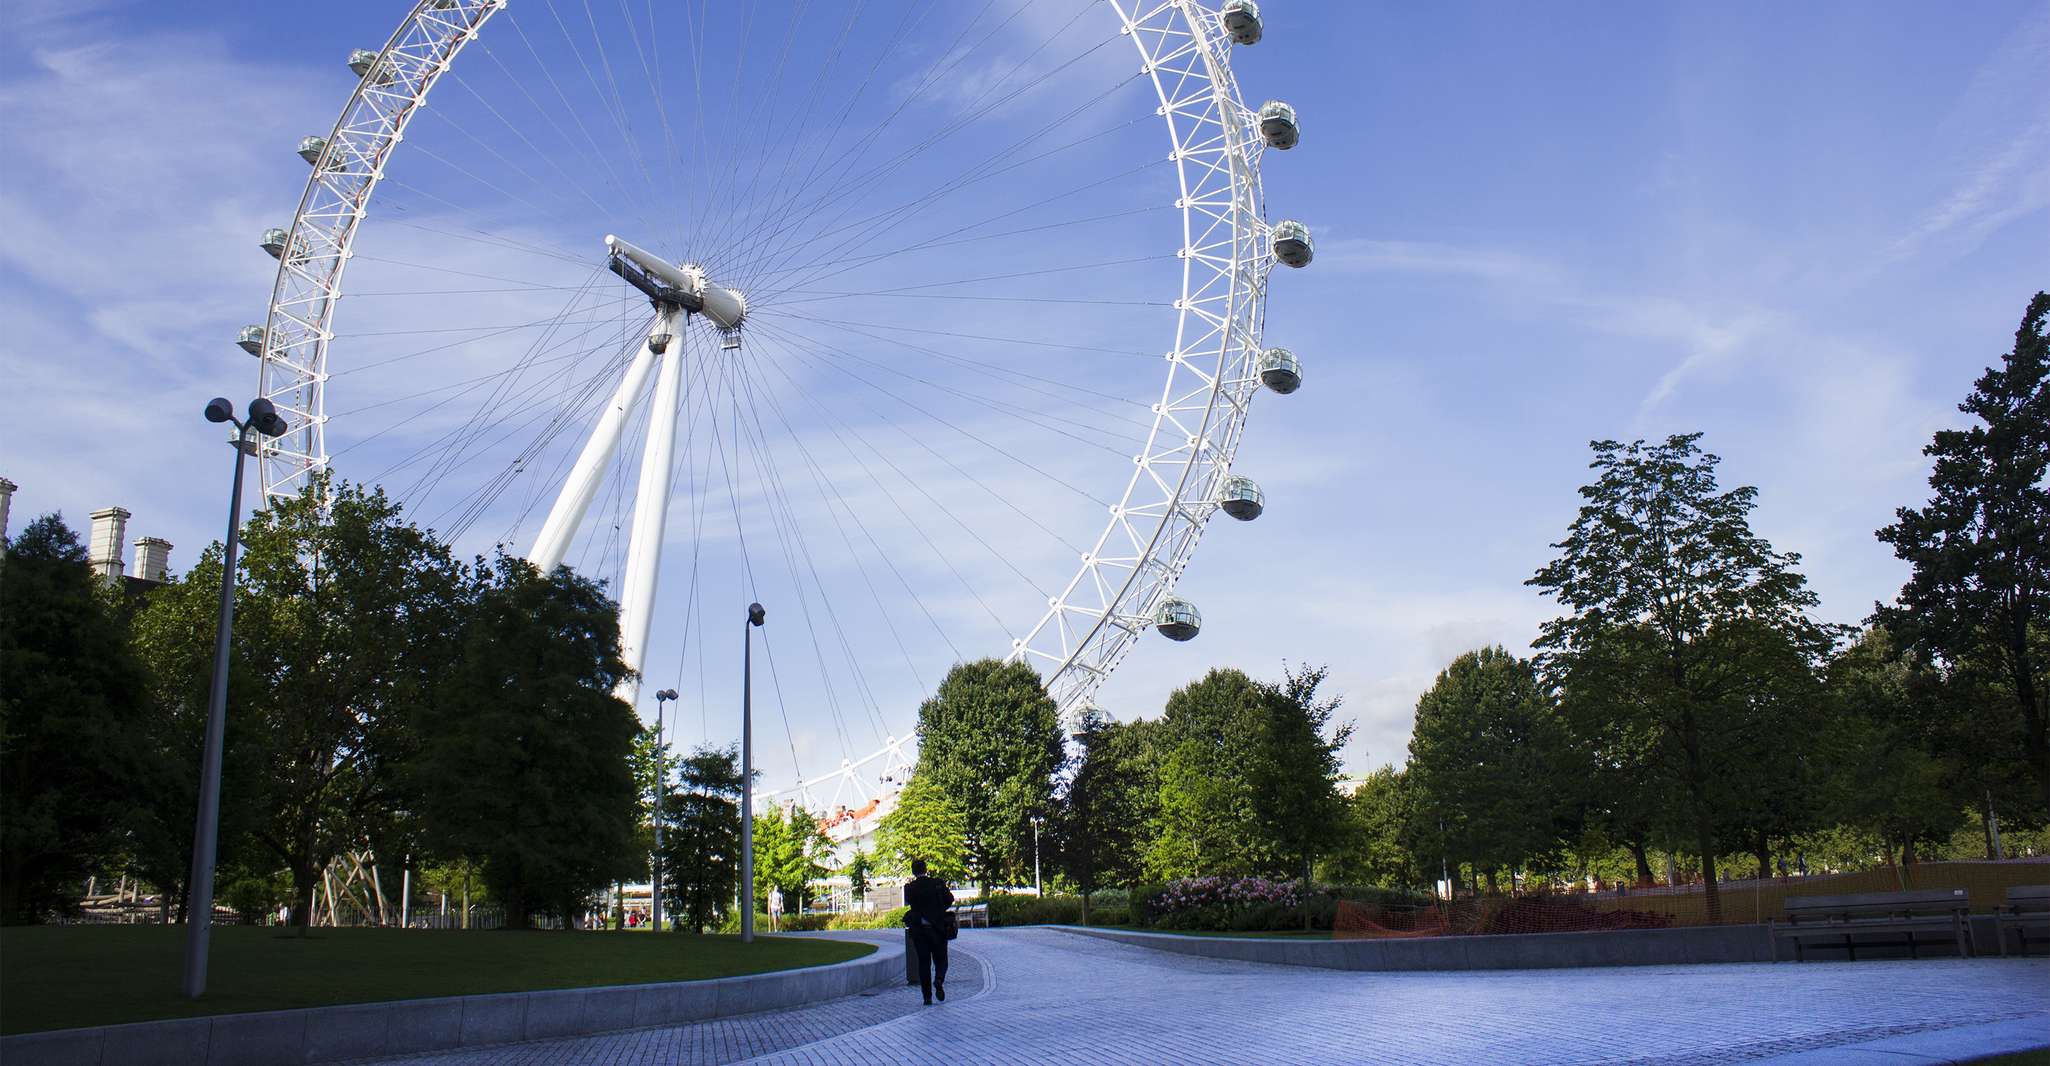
[612,321,687,703]
[526,308,681,573]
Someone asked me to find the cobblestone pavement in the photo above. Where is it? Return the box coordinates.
[353,928,2048,1065]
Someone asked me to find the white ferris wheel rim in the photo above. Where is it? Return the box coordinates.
[254,0,1280,784]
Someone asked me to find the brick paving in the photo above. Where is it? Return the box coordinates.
[350,928,2049,1065]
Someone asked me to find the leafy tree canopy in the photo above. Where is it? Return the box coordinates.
[1877,292,2049,812]
[910,658,1061,894]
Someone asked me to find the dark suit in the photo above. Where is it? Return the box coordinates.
[903,875,954,1001]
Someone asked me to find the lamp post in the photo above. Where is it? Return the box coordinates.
[652,688,678,932]
[1031,816,1043,896]
[184,396,288,1000]
[740,602,764,943]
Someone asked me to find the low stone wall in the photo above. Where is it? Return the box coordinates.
[1,936,899,1066]
[1057,923,1777,970]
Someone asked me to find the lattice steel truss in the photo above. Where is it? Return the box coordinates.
[1005,0,1273,720]
[257,0,506,501]
[256,0,1280,758]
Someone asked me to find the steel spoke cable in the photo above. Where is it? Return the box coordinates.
[723,0,1012,279]
[751,73,1150,297]
[752,318,1112,520]
[741,6,1122,289]
[728,359,893,747]
[750,322,1075,586]
[729,342,942,698]
[767,320,1147,453]
[775,311,1153,417]
[746,331,1027,634]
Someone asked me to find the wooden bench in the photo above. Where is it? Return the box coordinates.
[1773,889,1970,961]
[1997,885,2050,957]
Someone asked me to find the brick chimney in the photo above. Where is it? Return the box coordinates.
[88,506,130,581]
[132,536,174,583]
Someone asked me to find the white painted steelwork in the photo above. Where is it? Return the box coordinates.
[256,0,1305,800]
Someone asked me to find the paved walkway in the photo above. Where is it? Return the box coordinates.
[349,928,2049,1065]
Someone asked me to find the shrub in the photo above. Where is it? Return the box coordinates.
[825,906,909,930]
[1134,878,1435,932]
[713,910,833,934]
[988,893,1082,926]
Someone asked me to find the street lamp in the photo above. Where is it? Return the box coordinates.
[1031,815,1043,896]
[740,602,764,943]
[652,688,678,933]
[184,396,288,1000]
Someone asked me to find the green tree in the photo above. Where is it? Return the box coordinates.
[413,554,638,928]
[1149,668,1274,878]
[1053,709,1161,921]
[910,659,1062,895]
[1877,292,2049,813]
[131,481,470,930]
[1323,766,1425,891]
[0,515,151,923]
[1529,434,1835,918]
[753,804,829,912]
[875,775,969,882]
[844,847,874,906]
[659,744,742,933]
[1405,648,1566,892]
[1148,666,1351,890]
[1254,665,1352,929]
[1824,629,1968,864]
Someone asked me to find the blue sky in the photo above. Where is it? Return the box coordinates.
[2,0,2045,794]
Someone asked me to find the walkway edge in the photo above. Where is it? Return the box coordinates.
[0,936,900,1066]
[1052,923,1776,970]
[1757,1015,2050,1063]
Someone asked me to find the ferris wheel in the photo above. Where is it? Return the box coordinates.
[247,0,1313,801]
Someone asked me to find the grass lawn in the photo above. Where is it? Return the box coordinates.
[0,925,872,1035]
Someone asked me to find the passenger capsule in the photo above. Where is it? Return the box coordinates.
[1155,597,1202,642]
[1221,0,1263,45]
[1258,347,1302,394]
[1270,219,1313,268]
[347,49,379,77]
[237,325,266,356]
[1218,475,1264,521]
[260,228,290,259]
[296,136,328,165]
[1257,100,1299,150]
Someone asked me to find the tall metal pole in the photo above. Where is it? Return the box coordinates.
[1033,817,1043,896]
[741,603,763,943]
[183,424,253,999]
[652,689,675,932]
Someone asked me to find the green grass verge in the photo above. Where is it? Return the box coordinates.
[0,925,873,1035]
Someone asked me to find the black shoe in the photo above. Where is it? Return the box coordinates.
[923,996,933,1005]
[935,983,945,1001]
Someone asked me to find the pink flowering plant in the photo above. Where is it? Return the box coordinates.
[1138,876,1307,931]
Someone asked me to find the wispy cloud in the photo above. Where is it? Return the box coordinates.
[1882,3,2050,264]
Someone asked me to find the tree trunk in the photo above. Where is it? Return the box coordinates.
[1901,836,1918,869]
[289,860,318,935]
[461,868,471,930]
[1677,702,1723,921]
[1484,868,1499,896]
[1629,841,1654,885]
[1303,855,1314,933]
[1753,831,1771,882]
[1080,890,1091,927]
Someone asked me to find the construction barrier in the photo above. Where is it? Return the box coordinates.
[1336,859,2050,938]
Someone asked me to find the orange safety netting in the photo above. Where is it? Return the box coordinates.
[1335,858,2050,938]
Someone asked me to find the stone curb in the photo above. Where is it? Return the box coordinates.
[1052,923,1779,970]
[0,935,899,1066]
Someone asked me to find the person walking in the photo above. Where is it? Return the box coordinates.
[902,858,954,1005]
